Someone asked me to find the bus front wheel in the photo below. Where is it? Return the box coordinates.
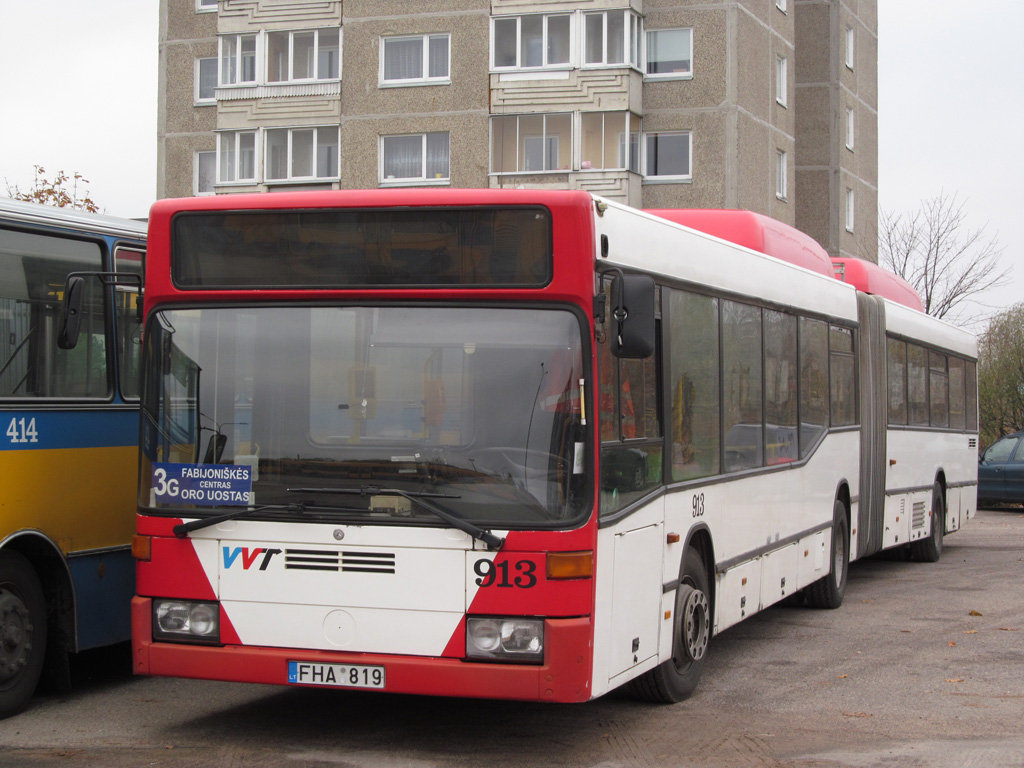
[628,547,711,703]
[0,551,47,719]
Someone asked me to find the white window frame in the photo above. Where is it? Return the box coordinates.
[846,187,855,232]
[845,26,855,70]
[776,149,787,200]
[580,111,640,173]
[216,130,258,184]
[583,9,642,69]
[644,27,693,80]
[642,131,692,182]
[489,113,572,174]
[776,0,787,13]
[380,33,451,87]
[219,33,258,86]
[379,132,451,185]
[490,13,574,71]
[265,126,340,182]
[267,28,340,83]
[846,107,855,150]
[196,0,217,12]
[776,55,788,106]
[194,150,216,196]
[195,57,218,104]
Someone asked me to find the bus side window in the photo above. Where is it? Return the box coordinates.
[599,288,662,516]
[668,289,720,481]
[0,228,108,399]
[115,247,144,400]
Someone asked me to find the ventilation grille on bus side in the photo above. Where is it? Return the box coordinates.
[284,549,396,574]
[912,501,927,530]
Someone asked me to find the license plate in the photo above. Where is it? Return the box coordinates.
[287,661,385,689]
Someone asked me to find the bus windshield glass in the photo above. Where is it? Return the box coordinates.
[171,207,552,288]
[140,305,589,528]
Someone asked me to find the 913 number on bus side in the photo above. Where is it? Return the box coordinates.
[6,417,39,444]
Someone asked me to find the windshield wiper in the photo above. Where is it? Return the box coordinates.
[288,485,505,551]
[171,501,364,537]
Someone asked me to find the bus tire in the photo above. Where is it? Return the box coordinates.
[0,551,47,719]
[804,500,849,609]
[628,547,710,703]
[910,483,944,563]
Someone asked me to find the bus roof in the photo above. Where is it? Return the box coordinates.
[642,208,836,279]
[831,257,924,312]
[0,197,147,240]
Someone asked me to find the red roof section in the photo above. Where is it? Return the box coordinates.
[831,258,924,312]
[643,208,836,279]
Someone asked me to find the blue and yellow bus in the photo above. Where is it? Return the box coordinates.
[0,198,145,717]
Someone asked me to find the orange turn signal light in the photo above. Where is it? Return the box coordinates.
[132,534,152,562]
[546,550,593,580]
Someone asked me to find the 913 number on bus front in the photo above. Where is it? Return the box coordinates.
[473,557,538,589]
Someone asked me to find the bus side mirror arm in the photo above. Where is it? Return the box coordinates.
[57,271,144,350]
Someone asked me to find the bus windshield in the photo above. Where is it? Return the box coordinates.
[140,305,589,528]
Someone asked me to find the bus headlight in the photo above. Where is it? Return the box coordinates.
[466,618,544,663]
[153,600,221,644]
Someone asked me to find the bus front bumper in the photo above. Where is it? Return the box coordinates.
[132,597,593,703]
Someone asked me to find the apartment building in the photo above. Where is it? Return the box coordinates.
[157,0,877,261]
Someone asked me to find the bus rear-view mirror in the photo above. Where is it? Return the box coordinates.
[611,273,656,359]
[57,275,86,350]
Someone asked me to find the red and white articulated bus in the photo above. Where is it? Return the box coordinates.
[126,189,977,703]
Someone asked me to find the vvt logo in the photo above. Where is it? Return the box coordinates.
[223,546,281,571]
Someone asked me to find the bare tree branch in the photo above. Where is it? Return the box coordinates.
[879,192,1009,326]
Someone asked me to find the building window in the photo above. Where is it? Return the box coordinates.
[381,132,450,184]
[581,112,640,172]
[584,10,640,68]
[776,150,787,200]
[776,55,787,106]
[196,0,216,11]
[195,57,217,103]
[268,28,340,82]
[195,151,216,195]
[381,34,450,85]
[490,114,572,173]
[845,26,855,69]
[645,28,692,78]
[491,14,571,70]
[266,127,339,182]
[220,34,257,85]
[643,131,691,180]
[845,188,855,232]
[217,130,256,183]
[846,107,855,150]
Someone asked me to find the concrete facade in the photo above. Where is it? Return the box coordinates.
[157,0,878,261]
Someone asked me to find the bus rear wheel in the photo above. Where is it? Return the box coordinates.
[0,551,47,719]
[910,483,944,563]
[804,500,849,609]
[628,547,710,703]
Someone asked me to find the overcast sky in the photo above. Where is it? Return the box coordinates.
[0,1,1020,320]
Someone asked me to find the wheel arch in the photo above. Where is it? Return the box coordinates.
[0,531,77,654]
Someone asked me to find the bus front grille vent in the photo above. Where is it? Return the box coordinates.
[912,501,927,530]
[284,548,396,574]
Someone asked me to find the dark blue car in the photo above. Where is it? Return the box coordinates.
[978,431,1024,506]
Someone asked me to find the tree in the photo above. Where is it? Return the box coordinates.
[879,192,1008,325]
[978,302,1024,450]
[4,165,99,213]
